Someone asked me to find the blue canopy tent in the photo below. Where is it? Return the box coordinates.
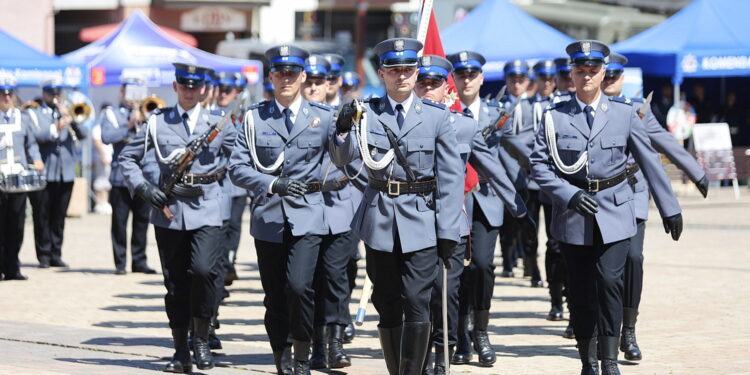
[63,10,262,88]
[612,0,750,101]
[440,0,574,81]
[0,28,85,88]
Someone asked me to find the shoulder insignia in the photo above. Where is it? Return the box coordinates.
[450,110,473,118]
[609,96,633,106]
[152,107,165,116]
[209,109,225,117]
[629,96,645,103]
[485,100,500,108]
[421,98,446,109]
[545,101,565,111]
[246,100,269,111]
[309,101,332,111]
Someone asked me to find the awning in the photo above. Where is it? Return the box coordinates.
[79,22,198,47]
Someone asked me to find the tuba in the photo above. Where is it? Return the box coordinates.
[140,95,166,118]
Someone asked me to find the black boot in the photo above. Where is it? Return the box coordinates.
[400,322,431,375]
[433,345,454,375]
[273,346,293,375]
[563,321,576,339]
[378,326,402,375]
[192,317,214,370]
[548,282,564,321]
[577,338,599,375]
[472,310,496,366]
[343,322,355,344]
[621,308,642,361]
[292,340,311,375]
[327,324,351,368]
[421,341,433,375]
[209,316,222,350]
[600,336,621,375]
[164,328,192,373]
[451,314,472,365]
[309,326,327,369]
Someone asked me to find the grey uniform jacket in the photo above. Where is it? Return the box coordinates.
[477,100,530,226]
[628,98,705,221]
[1,109,41,169]
[530,95,681,246]
[533,94,555,204]
[229,99,335,244]
[451,110,526,237]
[100,104,159,187]
[26,104,88,182]
[330,95,464,253]
[119,105,236,230]
[321,151,367,235]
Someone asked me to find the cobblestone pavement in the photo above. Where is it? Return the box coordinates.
[1,186,749,375]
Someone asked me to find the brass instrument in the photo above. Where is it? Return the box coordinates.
[21,100,40,110]
[70,102,93,124]
[140,94,166,118]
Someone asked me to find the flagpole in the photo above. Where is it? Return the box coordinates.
[416,0,433,55]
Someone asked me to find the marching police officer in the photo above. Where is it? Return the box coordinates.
[26,78,88,268]
[100,75,156,275]
[229,45,336,375]
[447,50,531,367]
[331,38,463,375]
[324,53,345,107]
[120,63,236,372]
[531,40,683,375]
[340,71,361,99]
[0,74,43,281]
[553,57,575,102]
[602,52,708,362]
[414,54,530,374]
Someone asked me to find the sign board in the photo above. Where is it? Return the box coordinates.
[692,123,733,152]
[180,7,247,32]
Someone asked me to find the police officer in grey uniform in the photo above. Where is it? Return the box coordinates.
[331,38,463,375]
[446,50,531,367]
[602,52,708,362]
[0,74,43,281]
[229,45,336,375]
[414,54,530,374]
[120,63,236,372]
[100,76,157,275]
[531,40,684,375]
[553,57,575,103]
[27,78,88,268]
[324,53,345,108]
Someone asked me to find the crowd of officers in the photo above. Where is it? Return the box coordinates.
[0,35,711,375]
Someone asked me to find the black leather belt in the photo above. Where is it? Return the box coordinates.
[626,163,640,184]
[305,181,322,193]
[369,179,436,196]
[565,168,632,193]
[181,168,225,186]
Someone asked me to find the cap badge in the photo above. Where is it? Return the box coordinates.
[582,41,591,56]
[280,45,289,57]
[460,52,468,62]
[309,56,316,65]
[188,65,196,74]
[422,56,431,65]
[394,39,405,52]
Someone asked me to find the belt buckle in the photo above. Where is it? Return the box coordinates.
[388,181,400,196]
[183,174,194,186]
[587,179,600,193]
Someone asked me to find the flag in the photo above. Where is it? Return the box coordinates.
[418,2,479,194]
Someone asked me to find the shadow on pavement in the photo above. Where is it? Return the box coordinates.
[113,293,163,299]
[56,357,162,372]
[93,321,168,329]
[81,336,172,348]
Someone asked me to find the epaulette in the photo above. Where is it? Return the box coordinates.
[309,101,332,111]
[554,91,570,97]
[246,100,269,111]
[421,98,446,109]
[151,107,165,116]
[545,101,565,111]
[609,96,633,106]
[485,100,500,108]
[209,109,225,117]
[450,110,473,118]
[629,96,645,103]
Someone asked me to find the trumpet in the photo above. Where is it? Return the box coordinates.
[140,94,166,118]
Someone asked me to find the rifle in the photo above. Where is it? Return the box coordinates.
[479,85,523,139]
[159,106,236,220]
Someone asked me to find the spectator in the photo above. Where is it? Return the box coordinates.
[688,82,716,124]
[92,108,113,214]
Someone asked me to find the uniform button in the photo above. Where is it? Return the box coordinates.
[287,144,291,148]
[590,142,594,147]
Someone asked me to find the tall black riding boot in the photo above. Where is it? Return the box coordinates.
[378,326,402,375]
[577,338,599,375]
[327,324,352,368]
[472,310,496,366]
[309,325,327,369]
[399,322,431,375]
[292,340,312,375]
[548,282,564,321]
[621,308,642,361]
[164,328,192,373]
[433,345,454,375]
[451,314,472,365]
[600,336,621,375]
[273,345,293,375]
[209,315,222,349]
[193,317,214,370]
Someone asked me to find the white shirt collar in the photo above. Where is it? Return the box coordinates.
[176,103,201,134]
[328,95,341,107]
[575,92,602,116]
[460,96,482,123]
[387,93,414,117]
[275,95,303,118]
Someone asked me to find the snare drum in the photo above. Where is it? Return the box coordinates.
[0,169,47,193]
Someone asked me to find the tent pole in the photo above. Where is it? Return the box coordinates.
[673,82,680,108]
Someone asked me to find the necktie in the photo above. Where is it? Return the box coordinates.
[395,104,404,129]
[283,108,294,133]
[181,112,191,135]
[3,115,9,123]
[463,107,473,118]
[584,105,594,129]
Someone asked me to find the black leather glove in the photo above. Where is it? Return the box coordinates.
[695,175,709,199]
[437,239,457,270]
[568,190,598,217]
[135,182,168,210]
[272,177,307,197]
[662,213,683,241]
[320,179,347,193]
[335,100,359,134]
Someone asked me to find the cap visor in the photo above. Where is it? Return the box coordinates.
[271,65,304,72]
